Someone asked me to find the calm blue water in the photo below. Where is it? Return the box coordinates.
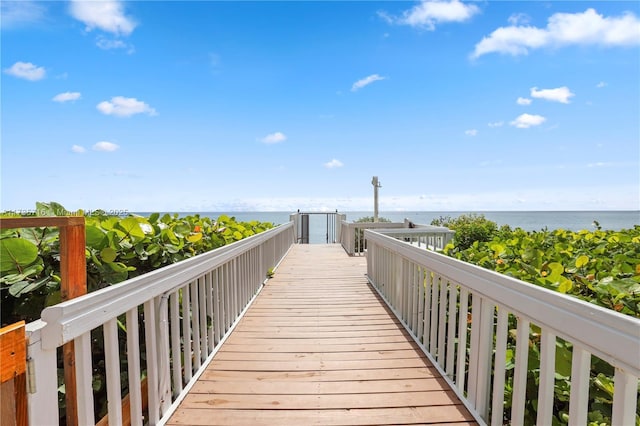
[147,211,639,244]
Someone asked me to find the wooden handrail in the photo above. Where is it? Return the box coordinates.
[0,217,86,426]
[0,217,84,229]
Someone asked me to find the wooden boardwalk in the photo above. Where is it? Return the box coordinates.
[166,244,477,425]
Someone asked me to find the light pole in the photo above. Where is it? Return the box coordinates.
[372,176,381,222]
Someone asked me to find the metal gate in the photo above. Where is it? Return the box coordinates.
[292,211,342,244]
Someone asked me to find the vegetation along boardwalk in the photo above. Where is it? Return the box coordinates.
[166,244,477,425]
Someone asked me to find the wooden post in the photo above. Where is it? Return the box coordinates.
[0,216,86,426]
[59,218,87,426]
[0,321,27,426]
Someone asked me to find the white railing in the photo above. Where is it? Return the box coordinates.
[365,230,640,426]
[377,226,455,251]
[340,220,455,255]
[26,223,295,426]
[340,221,406,255]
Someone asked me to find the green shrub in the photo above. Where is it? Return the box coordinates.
[431,213,498,250]
[1,201,275,326]
[355,216,391,223]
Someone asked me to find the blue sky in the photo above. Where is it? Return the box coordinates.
[2,0,639,213]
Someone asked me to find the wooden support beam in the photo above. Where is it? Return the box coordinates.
[0,321,28,426]
[1,217,87,426]
[59,221,87,426]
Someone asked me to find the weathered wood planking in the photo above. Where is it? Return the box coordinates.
[166,244,477,425]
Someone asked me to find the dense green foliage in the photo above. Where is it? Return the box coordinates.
[1,202,275,326]
[436,215,640,425]
[355,216,391,223]
[443,224,640,318]
[431,213,501,250]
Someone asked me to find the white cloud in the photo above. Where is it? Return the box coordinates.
[71,145,86,153]
[260,132,287,144]
[517,97,532,105]
[510,113,546,128]
[380,0,480,30]
[530,86,575,103]
[508,13,530,26]
[351,74,386,92]
[488,121,504,128]
[53,92,81,103]
[1,1,46,28]
[93,141,120,152]
[97,96,157,117]
[472,8,640,58]
[96,36,135,53]
[596,81,607,88]
[69,0,136,36]
[3,61,45,81]
[465,129,478,136]
[324,159,344,169]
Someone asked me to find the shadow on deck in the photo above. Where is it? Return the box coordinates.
[166,245,477,425]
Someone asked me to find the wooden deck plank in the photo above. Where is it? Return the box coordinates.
[213,349,427,361]
[168,408,476,426]
[200,367,442,382]
[190,377,451,394]
[166,244,477,426]
[178,390,464,409]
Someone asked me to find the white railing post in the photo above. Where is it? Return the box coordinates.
[104,318,123,426]
[144,298,160,424]
[536,329,556,425]
[74,332,95,425]
[157,294,172,415]
[568,344,591,425]
[612,369,638,426]
[510,317,530,425]
[126,307,143,425]
[26,322,59,426]
[491,308,509,426]
[468,297,493,418]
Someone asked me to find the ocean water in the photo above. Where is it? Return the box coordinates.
[153,211,639,244]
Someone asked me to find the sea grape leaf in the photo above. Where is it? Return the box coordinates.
[100,247,117,263]
[0,238,39,272]
[19,228,44,247]
[0,263,44,284]
[173,223,190,237]
[117,218,146,240]
[86,225,107,249]
[161,229,179,245]
[186,233,202,243]
[557,277,573,294]
[100,217,119,231]
[555,342,572,377]
[547,262,565,281]
[9,275,51,297]
[490,242,506,257]
[575,255,589,268]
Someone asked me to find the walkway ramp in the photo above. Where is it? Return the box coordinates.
[166,244,476,425]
